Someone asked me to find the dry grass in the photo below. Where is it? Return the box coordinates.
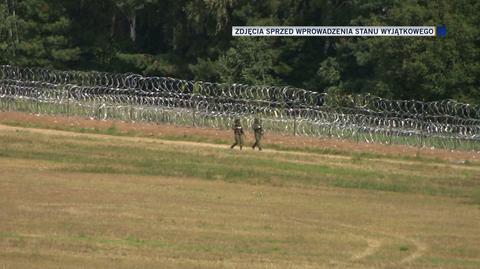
[0,124,479,268]
[1,111,479,162]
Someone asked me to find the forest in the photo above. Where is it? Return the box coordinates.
[1,0,479,103]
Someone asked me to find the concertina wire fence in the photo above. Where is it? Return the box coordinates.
[0,65,479,151]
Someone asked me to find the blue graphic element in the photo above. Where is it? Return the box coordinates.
[437,25,447,37]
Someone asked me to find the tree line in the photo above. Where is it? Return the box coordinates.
[1,0,479,103]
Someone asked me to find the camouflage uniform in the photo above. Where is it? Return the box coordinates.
[230,119,245,150]
[251,118,264,151]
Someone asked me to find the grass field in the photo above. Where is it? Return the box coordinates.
[2,97,479,151]
[1,118,480,268]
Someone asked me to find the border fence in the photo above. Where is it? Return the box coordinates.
[1,65,479,151]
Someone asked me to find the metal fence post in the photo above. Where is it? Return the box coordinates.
[356,126,360,143]
[193,102,197,127]
[293,116,297,136]
[66,91,70,117]
[419,110,425,148]
[129,98,134,122]
[419,125,423,148]
[36,91,40,114]
[389,124,393,145]
[388,117,393,145]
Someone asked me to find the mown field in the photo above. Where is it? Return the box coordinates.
[0,119,479,268]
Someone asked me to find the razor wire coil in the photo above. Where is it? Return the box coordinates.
[1,65,479,150]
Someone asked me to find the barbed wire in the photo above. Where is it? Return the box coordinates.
[1,65,479,150]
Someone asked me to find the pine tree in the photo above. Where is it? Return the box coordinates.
[0,0,80,67]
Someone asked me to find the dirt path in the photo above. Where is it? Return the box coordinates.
[337,223,428,266]
[287,217,424,267]
[1,112,479,162]
[350,238,383,262]
[1,123,479,174]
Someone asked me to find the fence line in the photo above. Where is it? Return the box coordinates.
[1,65,479,151]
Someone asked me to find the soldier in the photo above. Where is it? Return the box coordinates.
[251,117,264,151]
[230,118,245,150]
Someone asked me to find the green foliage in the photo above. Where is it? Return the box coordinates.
[189,57,220,81]
[184,0,236,34]
[217,37,283,85]
[0,0,478,103]
[306,57,343,91]
[0,0,79,67]
[335,0,480,102]
[116,53,177,76]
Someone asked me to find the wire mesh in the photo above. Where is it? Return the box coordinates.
[1,65,479,151]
